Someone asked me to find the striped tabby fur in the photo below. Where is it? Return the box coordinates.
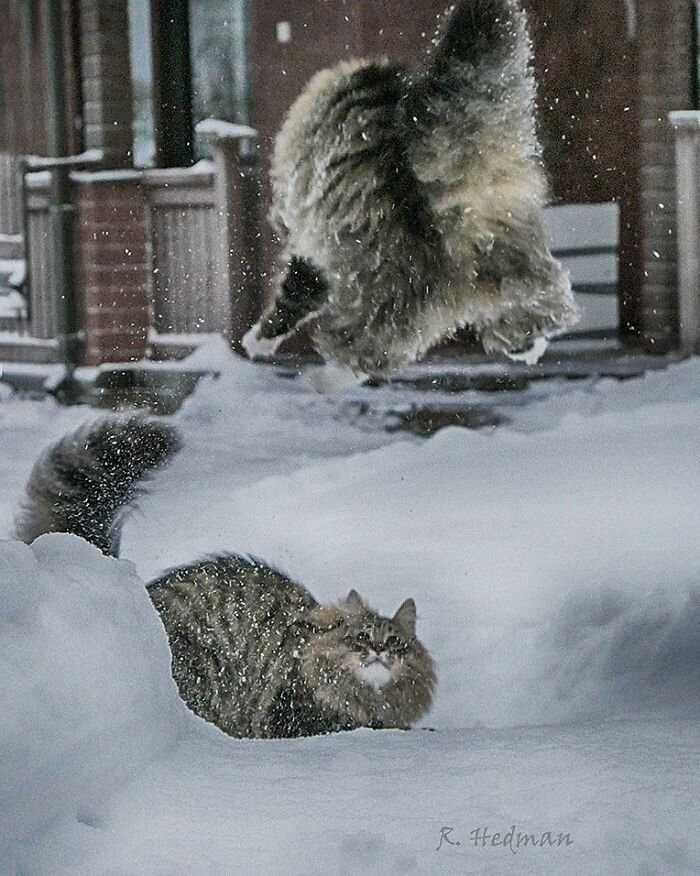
[16,419,436,738]
[243,0,578,377]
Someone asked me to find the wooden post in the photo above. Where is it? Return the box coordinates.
[200,120,259,350]
[670,111,700,356]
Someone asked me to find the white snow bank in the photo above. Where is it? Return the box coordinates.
[126,357,700,730]
[2,538,696,874]
[1,353,699,873]
[0,535,186,866]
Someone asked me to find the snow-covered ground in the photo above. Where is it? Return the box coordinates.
[1,346,699,874]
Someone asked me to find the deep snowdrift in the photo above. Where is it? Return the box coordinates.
[1,352,699,873]
[0,536,188,868]
[1,537,698,875]
[126,357,700,730]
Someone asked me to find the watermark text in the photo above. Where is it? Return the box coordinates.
[437,824,573,855]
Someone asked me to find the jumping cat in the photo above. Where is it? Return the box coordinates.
[15,418,436,738]
[243,0,578,387]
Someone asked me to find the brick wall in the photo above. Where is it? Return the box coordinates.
[71,0,145,365]
[636,0,695,352]
[74,175,151,364]
[79,0,134,167]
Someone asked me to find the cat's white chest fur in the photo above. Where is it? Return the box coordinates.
[357,661,393,689]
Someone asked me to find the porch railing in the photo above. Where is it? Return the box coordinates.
[3,127,260,358]
[670,111,700,355]
[144,164,226,335]
[0,152,22,235]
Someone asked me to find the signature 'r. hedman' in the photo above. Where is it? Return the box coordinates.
[437,825,574,854]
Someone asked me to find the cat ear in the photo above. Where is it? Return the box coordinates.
[344,589,365,615]
[392,598,416,636]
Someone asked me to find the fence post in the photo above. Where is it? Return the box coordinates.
[198,120,260,351]
[670,111,700,356]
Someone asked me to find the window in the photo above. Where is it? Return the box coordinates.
[127,0,156,167]
[127,0,250,168]
[189,0,250,132]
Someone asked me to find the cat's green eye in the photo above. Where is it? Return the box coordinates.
[356,631,371,646]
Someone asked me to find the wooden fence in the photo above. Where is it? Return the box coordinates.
[144,165,227,335]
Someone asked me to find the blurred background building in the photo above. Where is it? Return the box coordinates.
[0,0,698,367]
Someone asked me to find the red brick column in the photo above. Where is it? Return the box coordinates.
[637,0,695,352]
[79,0,134,167]
[74,174,152,365]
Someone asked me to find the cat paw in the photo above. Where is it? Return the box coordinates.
[306,363,367,394]
[504,335,549,365]
[241,324,282,360]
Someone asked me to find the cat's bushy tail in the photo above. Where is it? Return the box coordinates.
[401,0,535,188]
[431,0,525,72]
[15,417,180,556]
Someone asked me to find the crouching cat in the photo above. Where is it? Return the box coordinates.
[15,418,436,738]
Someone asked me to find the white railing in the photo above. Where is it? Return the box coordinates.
[0,152,22,235]
[670,111,700,355]
[25,173,60,339]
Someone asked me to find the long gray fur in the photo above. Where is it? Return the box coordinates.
[244,0,578,376]
[16,419,436,738]
[15,417,180,556]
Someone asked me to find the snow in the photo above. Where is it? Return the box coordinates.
[1,348,699,873]
[195,118,258,140]
[24,148,104,170]
[71,169,142,184]
[142,160,215,184]
[0,536,187,871]
[669,110,700,130]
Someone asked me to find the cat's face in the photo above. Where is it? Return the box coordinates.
[303,590,436,728]
[339,600,416,690]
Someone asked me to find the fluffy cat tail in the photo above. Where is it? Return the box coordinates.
[400,0,534,187]
[431,0,525,72]
[15,417,180,557]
